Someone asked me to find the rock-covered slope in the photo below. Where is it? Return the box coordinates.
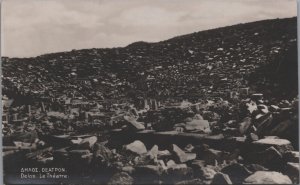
[2,17,297,103]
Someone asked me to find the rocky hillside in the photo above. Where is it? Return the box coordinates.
[2,17,297,103]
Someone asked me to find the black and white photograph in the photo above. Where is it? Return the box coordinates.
[1,0,299,184]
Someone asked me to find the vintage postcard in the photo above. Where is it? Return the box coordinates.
[1,0,298,184]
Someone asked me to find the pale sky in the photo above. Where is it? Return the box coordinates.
[1,0,297,57]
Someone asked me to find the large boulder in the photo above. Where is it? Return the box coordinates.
[124,140,147,155]
[251,138,293,154]
[244,171,292,184]
[244,146,284,170]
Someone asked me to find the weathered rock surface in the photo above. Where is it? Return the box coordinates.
[211,172,233,184]
[124,140,147,155]
[244,171,292,184]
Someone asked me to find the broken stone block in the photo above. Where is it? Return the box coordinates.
[185,119,211,133]
[284,151,299,163]
[238,117,252,135]
[166,160,177,168]
[78,136,97,149]
[221,163,252,184]
[171,144,196,163]
[246,133,259,142]
[245,101,258,114]
[245,146,283,170]
[252,138,294,154]
[135,165,164,175]
[202,148,223,165]
[134,153,157,166]
[245,164,268,173]
[70,137,82,145]
[158,149,172,159]
[211,172,232,184]
[124,116,145,131]
[255,113,273,135]
[257,104,269,114]
[284,162,299,184]
[124,140,147,155]
[270,105,280,112]
[108,172,134,185]
[147,145,159,160]
[244,171,292,184]
[167,164,193,181]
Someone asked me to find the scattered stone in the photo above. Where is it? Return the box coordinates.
[124,116,145,131]
[124,140,147,155]
[158,149,172,159]
[244,171,292,184]
[211,172,233,184]
[221,163,252,184]
[202,148,223,165]
[246,133,259,142]
[78,136,97,149]
[171,144,196,163]
[166,160,177,168]
[245,164,268,173]
[284,151,299,163]
[238,117,252,135]
[147,145,159,160]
